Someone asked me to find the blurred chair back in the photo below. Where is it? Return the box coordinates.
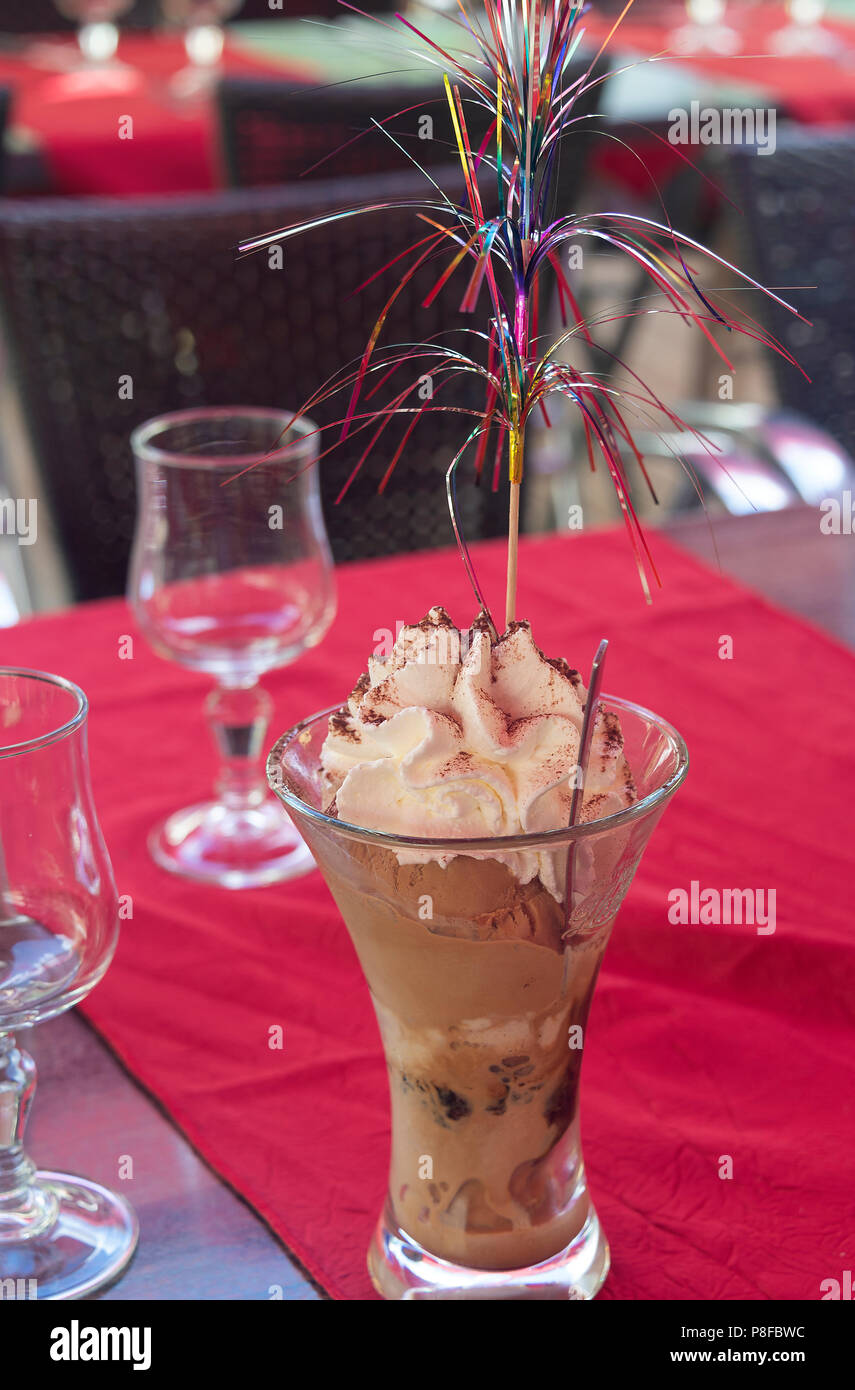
[728,127,855,460]
[0,171,506,602]
[0,0,157,31]
[0,88,9,195]
[218,77,493,187]
[218,57,600,200]
[627,395,855,522]
[236,0,397,14]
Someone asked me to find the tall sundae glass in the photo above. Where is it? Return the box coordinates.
[268,609,688,1299]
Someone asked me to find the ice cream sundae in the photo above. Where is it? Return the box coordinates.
[267,606,686,1298]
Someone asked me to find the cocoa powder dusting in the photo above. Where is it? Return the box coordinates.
[328,709,359,741]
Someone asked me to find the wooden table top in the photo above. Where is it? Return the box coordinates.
[664,506,855,652]
[25,504,851,1301]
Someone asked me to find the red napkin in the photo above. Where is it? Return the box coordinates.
[3,528,852,1299]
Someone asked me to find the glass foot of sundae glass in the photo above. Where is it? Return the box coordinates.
[269,610,688,1300]
[372,1211,608,1301]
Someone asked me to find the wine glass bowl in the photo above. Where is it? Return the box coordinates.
[0,669,137,1299]
[52,0,136,65]
[128,407,336,890]
[0,671,118,1029]
[670,0,740,55]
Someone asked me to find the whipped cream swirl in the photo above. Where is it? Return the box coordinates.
[321,608,636,900]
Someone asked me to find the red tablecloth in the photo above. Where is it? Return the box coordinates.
[3,528,852,1300]
[0,33,318,194]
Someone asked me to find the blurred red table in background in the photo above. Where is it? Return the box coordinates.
[2,6,855,197]
[0,32,318,195]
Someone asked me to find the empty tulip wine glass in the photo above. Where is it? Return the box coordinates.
[160,0,245,97]
[0,669,138,1300]
[128,406,336,890]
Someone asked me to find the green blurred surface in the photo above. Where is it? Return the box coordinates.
[229,9,777,114]
[231,13,463,86]
[230,1,855,110]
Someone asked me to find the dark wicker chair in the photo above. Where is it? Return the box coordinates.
[218,76,494,188]
[0,171,509,602]
[0,1,157,32]
[727,127,855,459]
[0,89,10,195]
[218,54,600,200]
[217,60,601,353]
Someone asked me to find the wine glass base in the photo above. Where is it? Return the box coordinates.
[0,1172,138,1301]
[149,796,315,889]
[368,1204,610,1301]
[670,23,740,55]
[770,27,837,56]
[170,66,220,102]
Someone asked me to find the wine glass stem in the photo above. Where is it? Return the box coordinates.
[206,680,273,810]
[0,1034,56,1240]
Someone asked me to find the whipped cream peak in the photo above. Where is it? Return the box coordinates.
[321,609,636,900]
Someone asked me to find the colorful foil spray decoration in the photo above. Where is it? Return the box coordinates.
[239,0,805,631]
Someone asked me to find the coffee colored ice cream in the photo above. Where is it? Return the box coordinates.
[286,608,636,1273]
[319,841,609,1269]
